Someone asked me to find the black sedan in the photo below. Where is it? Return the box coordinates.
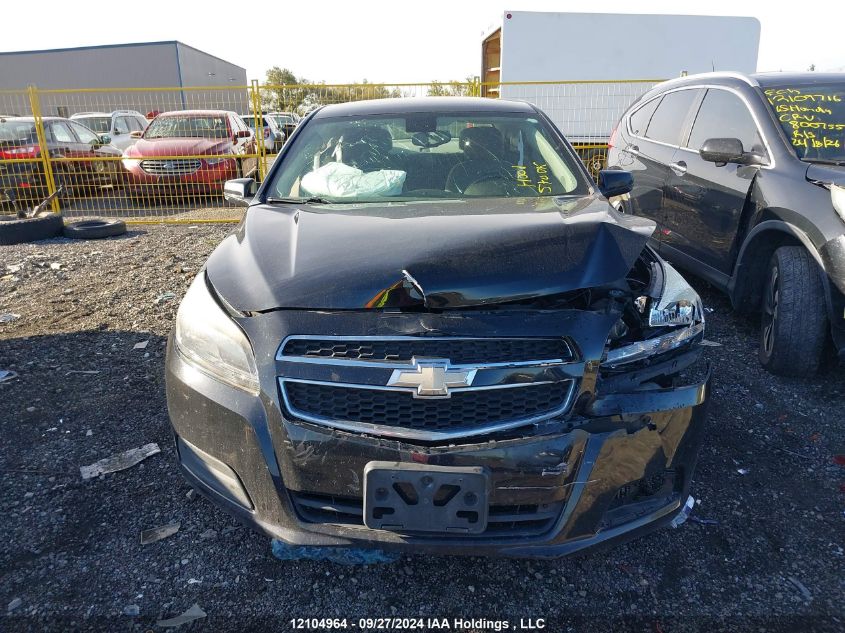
[608,72,845,375]
[165,97,711,558]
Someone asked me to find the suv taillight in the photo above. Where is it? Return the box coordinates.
[608,121,621,151]
[0,145,39,159]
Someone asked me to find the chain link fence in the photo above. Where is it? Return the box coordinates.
[1,80,661,223]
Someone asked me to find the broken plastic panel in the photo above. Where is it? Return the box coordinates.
[271,539,399,565]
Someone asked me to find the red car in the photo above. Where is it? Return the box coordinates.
[122,110,256,199]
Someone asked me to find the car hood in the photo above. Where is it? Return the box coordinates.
[127,137,228,157]
[206,195,656,312]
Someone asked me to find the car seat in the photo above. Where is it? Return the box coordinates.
[445,127,513,194]
[341,126,393,171]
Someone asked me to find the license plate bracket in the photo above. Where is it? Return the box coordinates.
[363,461,489,534]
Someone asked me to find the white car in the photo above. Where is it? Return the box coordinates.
[241,114,286,153]
[70,110,149,152]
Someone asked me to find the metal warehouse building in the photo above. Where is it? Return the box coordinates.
[0,41,248,117]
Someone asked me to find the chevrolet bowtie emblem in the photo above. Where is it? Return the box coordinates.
[387,358,476,398]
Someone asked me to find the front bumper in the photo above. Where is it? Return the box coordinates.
[165,326,711,558]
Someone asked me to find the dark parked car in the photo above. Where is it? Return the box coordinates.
[0,116,122,207]
[166,97,711,558]
[122,110,256,199]
[608,72,845,375]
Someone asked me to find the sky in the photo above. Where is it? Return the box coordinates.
[4,0,845,83]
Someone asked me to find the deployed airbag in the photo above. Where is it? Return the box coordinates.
[301,162,406,198]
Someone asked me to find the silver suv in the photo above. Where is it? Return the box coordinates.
[70,110,148,152]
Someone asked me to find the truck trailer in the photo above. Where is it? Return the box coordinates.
[481,11,761,173]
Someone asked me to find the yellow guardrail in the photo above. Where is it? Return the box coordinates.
[0,80,663,223]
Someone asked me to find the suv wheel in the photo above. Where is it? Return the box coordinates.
[758,246,828,375]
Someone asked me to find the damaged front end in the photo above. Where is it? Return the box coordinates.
[165,211,710,556]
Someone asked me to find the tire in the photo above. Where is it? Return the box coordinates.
[758,246,828,375]
[0,212,64,245]
[63,219,126,240]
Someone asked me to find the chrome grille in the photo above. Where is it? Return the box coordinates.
[277,336,582,441]
[140,158,201,175]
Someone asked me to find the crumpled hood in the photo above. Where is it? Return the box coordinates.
[127,137,228,157]
[206,195,656,312]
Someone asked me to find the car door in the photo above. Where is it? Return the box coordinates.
[49,120,88,190]
[110,116,132,151]
[626,88,702,242]
[661,88,768,277]
[231,114,256,175]
[68,120,110,184]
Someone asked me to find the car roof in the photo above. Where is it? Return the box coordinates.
[4,116,65,123]
[312,97,536,119]
[653,71,845,93]
[158,109,234,117]
[751,72,845,87]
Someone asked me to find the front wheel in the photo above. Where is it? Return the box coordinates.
[758,246,828,375]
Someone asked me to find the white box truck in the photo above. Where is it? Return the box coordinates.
[482,11,761,170]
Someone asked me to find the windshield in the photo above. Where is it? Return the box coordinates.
[0,120,37,143]
[764,83,845,162]
[265,110,588,203]
[145,115,229,139]
[75,116,111,133]
[242,116,266,129]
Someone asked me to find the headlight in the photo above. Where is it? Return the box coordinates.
[604,322,704,367]
[832,184,845,223]
[122,157,140,170]
[648,262,704,327]
[603,261,704,367]
[174,273,259,393]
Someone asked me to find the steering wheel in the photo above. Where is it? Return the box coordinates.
[460,172,521,196]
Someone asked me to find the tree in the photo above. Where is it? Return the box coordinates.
[261,67,313,112]
[260,70,406,114]
[427,76,479,97]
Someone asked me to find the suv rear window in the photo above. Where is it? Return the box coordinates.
[0,120,37,142]
[645,89,700,146]
[628,97,661,137]
[764,83,845,162]
[75,117,111,133]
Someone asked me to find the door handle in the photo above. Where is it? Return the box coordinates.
[670,161,687,176]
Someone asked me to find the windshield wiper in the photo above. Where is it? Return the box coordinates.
[802,158,845,166]
[266,196,331,205]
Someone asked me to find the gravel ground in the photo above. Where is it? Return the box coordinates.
[1,225,843,633]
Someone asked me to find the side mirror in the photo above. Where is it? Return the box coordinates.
[598,169,634,198]
[99,134,111,145]
[223,178,257,206]
[130,130,143,139]
[699,138,746,165]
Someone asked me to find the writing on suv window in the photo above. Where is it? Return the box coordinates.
[765,85,845,162]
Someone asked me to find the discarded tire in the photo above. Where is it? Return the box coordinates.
[0,212,64,245]
[63,219,127,240]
